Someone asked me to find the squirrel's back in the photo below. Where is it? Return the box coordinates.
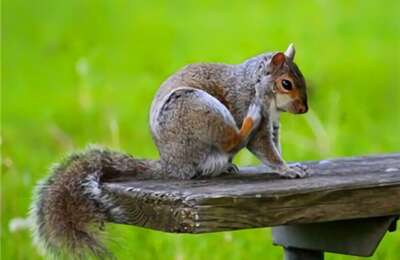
[150,62,248,131]
[152,63,239,111]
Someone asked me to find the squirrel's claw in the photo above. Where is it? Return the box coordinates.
[289,162,313,176]
[277,164,309,179]
[223,163,240,175]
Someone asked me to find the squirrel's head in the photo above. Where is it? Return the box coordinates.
[263,44,308,114]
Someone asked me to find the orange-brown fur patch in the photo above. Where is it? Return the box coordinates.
[239,117,254,139]
[220,117,254,153]
[289,88,301,100]
[220,126,241,152]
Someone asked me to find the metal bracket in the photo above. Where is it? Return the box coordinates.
[272,216,398,259]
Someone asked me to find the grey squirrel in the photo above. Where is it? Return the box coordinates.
[30,44,309,259]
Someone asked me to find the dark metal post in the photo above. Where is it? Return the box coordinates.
[284,247,323,260]
[272,216,398,258]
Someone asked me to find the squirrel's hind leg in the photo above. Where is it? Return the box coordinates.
[152,87,261,179]
[152,87,237,179]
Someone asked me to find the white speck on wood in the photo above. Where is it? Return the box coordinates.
[319,160,331,164]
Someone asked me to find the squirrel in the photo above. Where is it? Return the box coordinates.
[30,44,309,259]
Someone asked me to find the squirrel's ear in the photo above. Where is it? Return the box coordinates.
[271,52,286,67]
[285,43,296,60]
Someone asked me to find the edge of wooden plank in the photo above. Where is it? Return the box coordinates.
[102,153,400,233]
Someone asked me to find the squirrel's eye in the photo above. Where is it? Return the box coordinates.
[281,79,293,91]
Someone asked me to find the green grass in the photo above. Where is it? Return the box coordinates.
[2,0,400,259]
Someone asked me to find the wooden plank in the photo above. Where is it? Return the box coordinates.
[102,153,400,233]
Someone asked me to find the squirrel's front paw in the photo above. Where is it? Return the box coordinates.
[278,164,308,179]
[288,162,312,175]
[247,103,262,129]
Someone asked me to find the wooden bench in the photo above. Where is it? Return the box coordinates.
[103,153,400,259]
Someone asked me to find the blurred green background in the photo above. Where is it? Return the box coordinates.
[2,0,400,259]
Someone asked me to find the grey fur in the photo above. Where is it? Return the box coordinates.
[31,44,309,259]
[30,147,163,259]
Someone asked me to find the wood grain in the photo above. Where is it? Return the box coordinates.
[102,153,400,233]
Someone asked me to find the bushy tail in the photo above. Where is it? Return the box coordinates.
[30,146,162,259]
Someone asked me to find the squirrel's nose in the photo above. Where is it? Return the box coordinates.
[299,106,306,114]
[294,100,308,114]
[300,103,308,113]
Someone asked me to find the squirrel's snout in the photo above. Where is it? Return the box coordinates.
[298,103,308,114]
[293,100,308,114]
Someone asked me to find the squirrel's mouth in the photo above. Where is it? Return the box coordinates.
[287,101,308,114]
[278,101,308,114]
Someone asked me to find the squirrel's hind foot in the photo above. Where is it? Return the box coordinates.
[222,162,240,175]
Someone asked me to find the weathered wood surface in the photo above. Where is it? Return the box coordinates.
[102,153,400,233]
